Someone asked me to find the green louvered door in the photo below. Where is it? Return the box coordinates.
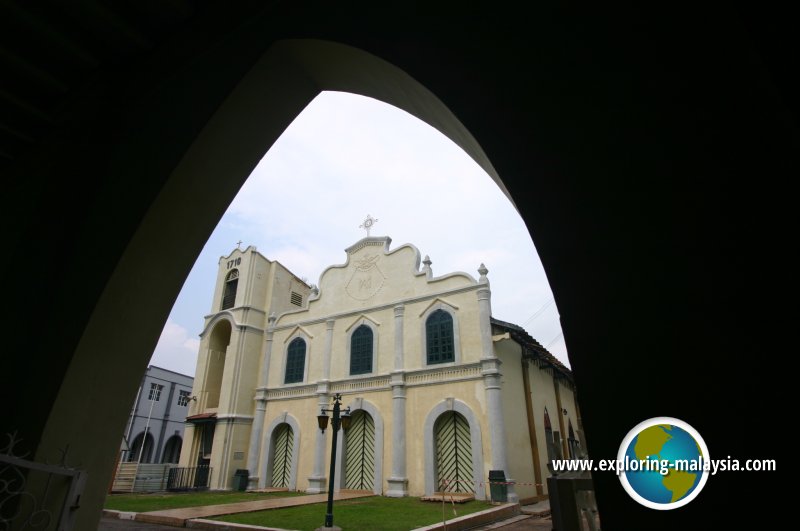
[271,423,293,488]
[434,411,474,493]
[344,411,375,491]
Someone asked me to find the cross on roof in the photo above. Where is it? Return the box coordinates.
[359,215,378,237]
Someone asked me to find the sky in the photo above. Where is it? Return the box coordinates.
[149,91,568,377]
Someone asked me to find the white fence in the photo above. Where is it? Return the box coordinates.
[110,462,172,493]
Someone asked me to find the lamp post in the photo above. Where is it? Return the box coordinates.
[316,393,351,530]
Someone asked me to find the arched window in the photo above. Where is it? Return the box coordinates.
[567,420,579,459]
[426,309,454,364]
[544,407,556,462]
[221,269,239,310]
[350,325,373,375]
[128,432,155,463]
[284,338,306,384]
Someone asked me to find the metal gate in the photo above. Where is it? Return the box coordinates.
[434,411,474,493]
[344,410,375,491]
[271,423,293,488]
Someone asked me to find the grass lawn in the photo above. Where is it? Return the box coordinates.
[104,490,307,512]
[215,496,495,531]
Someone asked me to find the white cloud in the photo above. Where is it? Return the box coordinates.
[149,90,571,370]
[149,319,200,377]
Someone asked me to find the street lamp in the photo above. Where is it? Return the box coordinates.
[316,393,351,530]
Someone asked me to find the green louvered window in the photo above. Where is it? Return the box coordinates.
[350,325,373,375]
[344,411,375,491]
[271,423,293,488]
[426,309,454,364]
[284,338,306,384]
[434,411,474,493]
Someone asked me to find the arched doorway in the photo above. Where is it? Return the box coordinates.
[261,413,302,490]
[343,410,375,491]
[433,411,474,494]
[270,423,294,489]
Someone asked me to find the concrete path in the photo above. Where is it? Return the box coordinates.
[100,493,535,530]
[469,501,553,530]
[98,516,179,530]
[129,491,375,527]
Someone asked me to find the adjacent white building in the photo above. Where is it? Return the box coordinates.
[122,365,194,465]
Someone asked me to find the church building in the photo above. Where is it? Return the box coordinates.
[179,230,581,503]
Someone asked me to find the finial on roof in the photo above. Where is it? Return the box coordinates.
[422,255,432,279]
[478,263,489,283]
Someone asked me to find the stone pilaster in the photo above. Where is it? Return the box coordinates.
[307,385,330,493]
[246,318,274,488]
[387,304,408,496]
[478,275,518,502]
[322,319,335,380]
[387,372,408,496]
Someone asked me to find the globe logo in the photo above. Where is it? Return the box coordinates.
[617,417,710,510]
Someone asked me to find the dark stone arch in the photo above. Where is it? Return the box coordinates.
[2,6,793,529]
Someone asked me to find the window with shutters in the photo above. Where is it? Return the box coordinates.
[350,325,373,375]
[284,338,306,384]
[426,309,455,364]
[221,269,239,310]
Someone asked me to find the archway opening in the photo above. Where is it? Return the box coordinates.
[203,320,232,409]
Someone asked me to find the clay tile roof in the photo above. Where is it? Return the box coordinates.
[185,412,217,423]
[490,317,573,382]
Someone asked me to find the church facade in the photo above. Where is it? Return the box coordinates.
[179,235,581,502]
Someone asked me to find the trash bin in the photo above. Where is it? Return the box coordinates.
[233,469,249,491]
[488,470,507,503]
